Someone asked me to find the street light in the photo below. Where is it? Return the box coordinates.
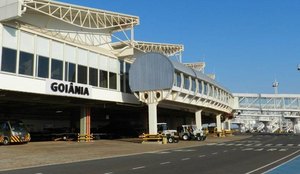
[298,64,300,71]
[272,80,279,94]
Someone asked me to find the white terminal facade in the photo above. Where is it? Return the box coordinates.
[0,0,298,139]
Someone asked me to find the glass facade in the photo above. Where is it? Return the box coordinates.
[1,47,17,73]
[183,75,190,90]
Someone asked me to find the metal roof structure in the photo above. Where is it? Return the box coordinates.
[111,40,184,57]
[21,0,139,31]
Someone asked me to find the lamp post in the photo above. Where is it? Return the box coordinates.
[272,80,279,94]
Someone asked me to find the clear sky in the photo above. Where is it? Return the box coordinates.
[58,0,300,94]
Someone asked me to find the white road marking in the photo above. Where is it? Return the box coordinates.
[245,144,253,146]
[242,148,253,151]
[226,143,234,146]
[279,149,288,152]
[275,144,283,146]
[223,150,228,153]
[199,155,206,158]
[160,162,171,165]
[254,144,262,146]
[298,144,300,147]
[235,144,243,146]
[287,144,294,146]
[265,144,272,147]
[245,150,300,174]
[35,173,43,174]
[212,152,218,155]
[104,172,113,174]
[217,143,226,146]
[132,166,145,170]
[181,158,190,161]
[207,143,217,146]
[267,148,277,152]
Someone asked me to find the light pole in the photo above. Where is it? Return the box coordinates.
[272,80,279,94]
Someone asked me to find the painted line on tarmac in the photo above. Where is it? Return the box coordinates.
[132,166,146,170]
[181,158,190,161]
[245,149,300,174]
[199,155,206,158]
[262,154,300,174]
[104,172,113,174]
[160,162,171,165]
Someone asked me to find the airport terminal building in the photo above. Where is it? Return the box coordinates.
[0,0,234,140]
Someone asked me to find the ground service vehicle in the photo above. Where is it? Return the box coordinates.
[157,123,179,143]
[0,120,31,145]
[178,125,206,141]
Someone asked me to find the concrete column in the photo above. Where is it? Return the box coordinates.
[80,106,91,136]
[195,110,202,129]
[216,114,222,133]
[148,103,158,134]
[227,119,231,130]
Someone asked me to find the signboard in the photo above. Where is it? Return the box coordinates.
[46,80,92,98]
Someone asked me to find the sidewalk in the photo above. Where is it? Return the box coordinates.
[0,135,250,171]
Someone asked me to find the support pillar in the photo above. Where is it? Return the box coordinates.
[195,110,202,129]
[148,103,158,134]
[225,118,231,131]
[216,114,222,133]
[80,106,91,141]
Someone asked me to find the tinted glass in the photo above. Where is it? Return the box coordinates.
[99,70,108,88]
[78,65,87,84]
[89,67,98,87]
[109,72,117,90]
[1,47,17,73]
[37,56,49,78]
[19,51,34,76]
[67,62,76,82]
[51,59,63,80]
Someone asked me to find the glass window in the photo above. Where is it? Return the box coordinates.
[109,72,117,90]
[183,75,190,90]
[78,65,87,84]
[19,51,34,76]
[191,79,196,92]
[89,67,98,87]
[198,80,203,94]
[37,55,49,78]
[65,62,76,82]
[99,70,108,88]
[1,47,17,73]
[51,59,63,80]
[176,73,181,87]
[203,82,208,95]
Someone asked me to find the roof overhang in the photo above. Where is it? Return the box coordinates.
[13,0,139,32]
[111,40,184,57]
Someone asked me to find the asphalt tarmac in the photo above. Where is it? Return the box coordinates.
[1,134,300,174]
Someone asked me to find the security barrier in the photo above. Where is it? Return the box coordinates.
[77,134,94,142]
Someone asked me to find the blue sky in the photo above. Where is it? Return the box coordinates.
[58,0,300,94]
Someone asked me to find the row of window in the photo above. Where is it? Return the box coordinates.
[174,72,231,103]
[1,47,117,90]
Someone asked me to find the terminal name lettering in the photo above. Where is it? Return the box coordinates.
[50,82,89,96]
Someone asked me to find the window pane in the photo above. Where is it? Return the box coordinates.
[109,72,117,90]
[89,67,98,87]
[67,63,76,82]
[78,65,87,84]
[191,79,196,92]
[1,47,17,73]
[19,51,34,76]
[99,70,108,88]
[198,80,203,94]
[175,72,181,87]
[37,56,49,78]
[51,59,63,80]
[184,75,189,90]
